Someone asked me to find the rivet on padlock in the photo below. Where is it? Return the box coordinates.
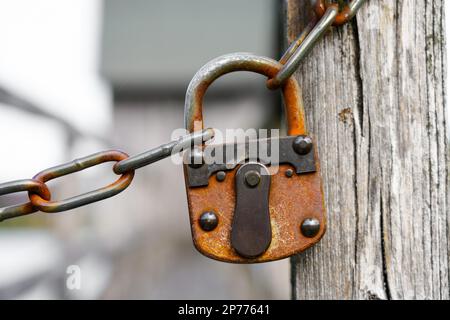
[183,53,326,263]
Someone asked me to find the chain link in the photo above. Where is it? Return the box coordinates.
[0,129,214,221]
[29,150,134,213]
[114,128,214,174]
[267,0,368,89]
[0,179,50,221]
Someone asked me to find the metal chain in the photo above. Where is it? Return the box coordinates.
[0,129,214,221]
[0,0,368,222]
[267,0,367,89]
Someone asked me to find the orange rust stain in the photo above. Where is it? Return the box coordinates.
[314,0,354,26]
[338,107,353,124]
[183,144,326,264]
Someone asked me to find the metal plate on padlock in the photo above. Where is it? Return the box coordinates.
[185,136,317,188]
[231,162,272,259]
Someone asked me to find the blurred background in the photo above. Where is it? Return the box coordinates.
[0,0,292,299]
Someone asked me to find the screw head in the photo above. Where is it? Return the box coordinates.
[244,170,261,188]
[188,148,204,169]
[216,171,226,182]
[285,169,294,178]
[301,218,321,238]
[199,211,218,232]
[293,136,313,155]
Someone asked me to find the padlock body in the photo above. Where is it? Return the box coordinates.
[183,137,326,263]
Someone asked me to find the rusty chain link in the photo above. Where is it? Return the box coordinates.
[0,0,368,222]
[29,150,135,213]
[0,129,214,221]
[0,179,51,221]
[267,0,367,89]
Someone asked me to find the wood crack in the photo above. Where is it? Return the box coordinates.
[437,0,449,299]
[350,16,362,300]
[351,19,365,134]
[380,192,392,300]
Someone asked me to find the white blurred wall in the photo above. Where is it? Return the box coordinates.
[0,0,111,181]
[0,0,112,299]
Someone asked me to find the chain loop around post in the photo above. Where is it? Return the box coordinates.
[0,179,51,221]
[267,0,367,89]
[29,151,134,213]
[315,0,367,26]
[267,6,338,90]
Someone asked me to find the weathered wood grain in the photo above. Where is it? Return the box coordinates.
[288,0,449,300]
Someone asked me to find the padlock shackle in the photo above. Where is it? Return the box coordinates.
[184,53,307,136]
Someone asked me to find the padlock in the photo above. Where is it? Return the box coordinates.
[183,53,326,263]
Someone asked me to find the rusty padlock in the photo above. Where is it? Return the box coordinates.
[183,53,326,263]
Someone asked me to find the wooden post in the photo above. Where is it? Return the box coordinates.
[287,0,449,299]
